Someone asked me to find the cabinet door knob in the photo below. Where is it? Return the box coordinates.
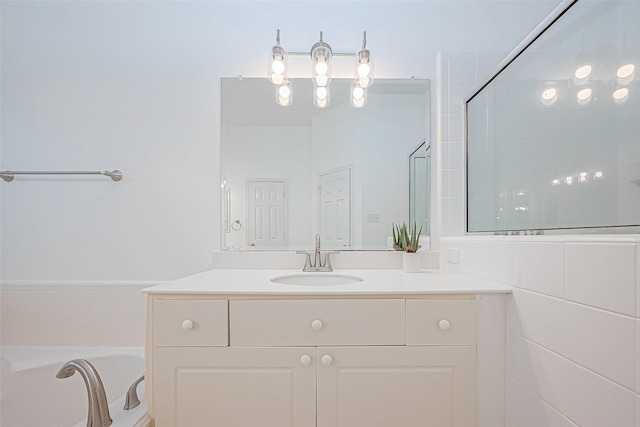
[438,319,450,330]
[311,319,323,331]
[300,354,312,366]
[182,319,194,330]
[321,354,333,366]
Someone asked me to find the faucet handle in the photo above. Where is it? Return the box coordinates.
[296,251,313,270]
[323,251,340,271]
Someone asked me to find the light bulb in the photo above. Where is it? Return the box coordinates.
[272,59,285,75]
[541,87,558,106]
[314,75,328,87]
[316,97,328,107]
[577,88,592,105]
[279,85,291,98]
[316,87,327,100]
[352,86,364,100]
[617,63,635,79]
[278,96,292,106]
[594,171,604,179]
[358,76,370,87]
[352,96,365,107]
[315,60,328,76]
[579,172,588,182]
[552,179,560,186]
[575,65,592,80]
[565,176,574,185]
[357,62,370,77]
[613,87,629,104]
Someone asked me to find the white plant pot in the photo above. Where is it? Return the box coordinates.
[402,252,421,273]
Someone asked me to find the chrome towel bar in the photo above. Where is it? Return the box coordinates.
[0,170,123,182]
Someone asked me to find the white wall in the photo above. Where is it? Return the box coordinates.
[0,0,561,282]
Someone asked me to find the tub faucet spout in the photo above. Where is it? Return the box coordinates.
[124,375,145,410]
[56,359,112,427]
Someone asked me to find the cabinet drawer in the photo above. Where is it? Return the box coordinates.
[153,299,228,346]
[230,299,405,346]
[406,299,476,345]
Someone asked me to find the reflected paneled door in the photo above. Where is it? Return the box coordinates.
[320,168,351,249]
[247,180,287,249]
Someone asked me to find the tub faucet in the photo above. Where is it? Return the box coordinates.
[296,234,339,272]
[56,359,112,427]
[124,375,145,410]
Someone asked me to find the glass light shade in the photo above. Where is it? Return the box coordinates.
[573,64,592,86]
[311,44,332,86]
[313,83,330,108]
[617,63,635,85]
[350,80,367,107]
[276,80,292,106]
[268,46,287,85]
[355,49,374,88]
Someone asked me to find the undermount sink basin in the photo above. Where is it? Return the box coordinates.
[270,273,364,286]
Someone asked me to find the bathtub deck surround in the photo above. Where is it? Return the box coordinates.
[143,269,510,427]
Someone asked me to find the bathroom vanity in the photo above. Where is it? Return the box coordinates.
[143,270,511,427]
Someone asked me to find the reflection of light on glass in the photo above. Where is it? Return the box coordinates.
[613,87,629,104]
[552,179,560,186]
[565,176,574,185]
[579,172,588,182]
[515,206,529,211]
[517,192,525,196]
[541,87,558,106]
[617,63,635,85]
[574,64,592,85]
[577,88,592,106]
[594,171,604,179]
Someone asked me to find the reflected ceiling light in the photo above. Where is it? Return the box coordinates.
[565,176,574,185]
[617,63,635,85]
[541,87,558,106]
[579,172,588,183]
[552,179,561,186]
[268,30,374,107]
[350,80,367,108]
[576,87,592,105]
[276,79,292,106]
[594,171,604,179]
[574,64,592,85]
[612,87,629,104]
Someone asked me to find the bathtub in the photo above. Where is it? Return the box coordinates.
[0,347,150,427]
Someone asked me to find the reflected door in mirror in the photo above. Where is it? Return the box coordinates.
[247,180,287,249]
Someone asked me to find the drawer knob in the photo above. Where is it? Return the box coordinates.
[311,319,324,331]
[182,319,194,330]
[438,319,451,330]
[321,354,333,366]
[300,355,312,366]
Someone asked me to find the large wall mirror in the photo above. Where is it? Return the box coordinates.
[221,78,430,251]
[467,0,640,234]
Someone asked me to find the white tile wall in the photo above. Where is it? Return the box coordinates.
[441,236,640,427]
[0,282,150,347]
[565,243,637,316]
[564,361,636,427]
[565,302,636,390]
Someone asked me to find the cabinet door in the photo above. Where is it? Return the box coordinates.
[153,347,316,427]
[317,346,476,427]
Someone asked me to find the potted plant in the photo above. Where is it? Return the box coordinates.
[392,222,422,272]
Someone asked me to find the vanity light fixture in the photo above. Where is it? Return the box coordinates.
[573,64,592,86]
[576,87,593,106]
[268,30,374,108]
[541,87,558,106]
[612,87,629,104]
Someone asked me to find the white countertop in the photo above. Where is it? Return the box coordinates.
[142,269,512,296]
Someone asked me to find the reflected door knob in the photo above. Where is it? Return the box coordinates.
[438,319,450,330]
[311,320,323,331]
[321,354,333,366]
[300,355,312,366]
[182,319,194,330]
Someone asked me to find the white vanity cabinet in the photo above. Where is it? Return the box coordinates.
[148,295,478,427]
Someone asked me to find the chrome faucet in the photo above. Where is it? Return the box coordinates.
[56,359,112,427]
[297,234,338,272]
[124,375,145,410]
